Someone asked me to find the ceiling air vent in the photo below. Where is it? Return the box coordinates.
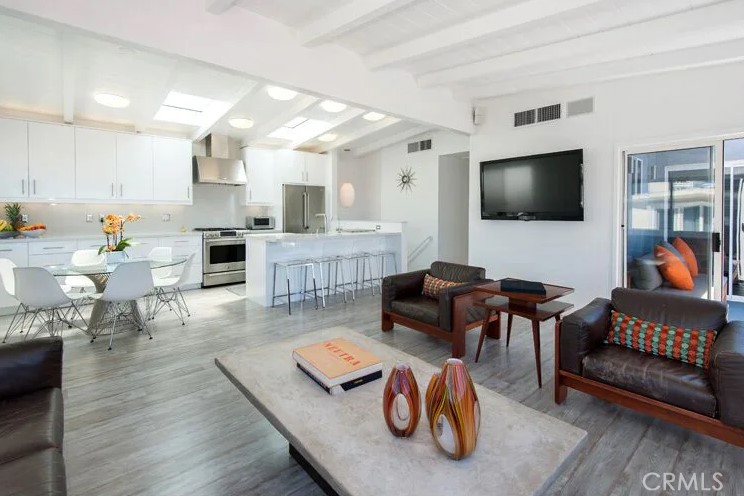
[407,141,420,153]
[514,109,536,127]
[419,139,432,151]
[537,103,561,123]
[566,97,594,117]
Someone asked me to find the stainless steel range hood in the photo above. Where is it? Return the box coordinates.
[193,134,247,186]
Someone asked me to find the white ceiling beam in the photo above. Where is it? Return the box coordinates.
[192,80,258,141]
[246,91,319,146]
[417,1,744,88]
[291,108,365,149]
[205,0,238,15]
[459,37,744,100]
[297,0,416,47]
[60,34,76,124]
[354,125,430,157]
[365,0,605,70]
[314,117,400,154]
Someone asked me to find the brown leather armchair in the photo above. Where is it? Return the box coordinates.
[555,288,744,446]
[0,337,67,495]
[381,261,499,357]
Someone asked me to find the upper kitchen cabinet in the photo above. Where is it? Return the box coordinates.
[304,152,330,186]
[0,118,29,199]
[116,133,154,201]
[75,127,117,201]
[243,148,275,205]
[28,122,76,200]
[153,137,192,204]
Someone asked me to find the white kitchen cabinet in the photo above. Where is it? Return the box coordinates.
[158,235,202,286]
[276,149,306,184]
[243,148,276,204]
[126,236,159,258]
[0,118,29,199]
[28,122,76,200]
[27,240,77,267]
[116,134,154,201]
[305,152,330,186]
[153,137,192,203]
[75,128,117,201]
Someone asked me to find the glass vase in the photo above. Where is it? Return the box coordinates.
[382,363,421,438]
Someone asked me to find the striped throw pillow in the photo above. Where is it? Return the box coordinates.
[422,274,465,299]
[606,310,718,369]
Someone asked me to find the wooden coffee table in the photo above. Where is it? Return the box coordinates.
[216,326,586,496]
[474,280,574,388]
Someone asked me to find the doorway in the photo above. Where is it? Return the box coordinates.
[622,144,722,300]
[438,152,469,265]
[724,138,744,302]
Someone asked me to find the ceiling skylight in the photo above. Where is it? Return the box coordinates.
[153,91,230,126]
[268,118,333,143]
[94,93,130,108]
[283,116,308,129]
[318,133,337,142]
[363,111,386,122]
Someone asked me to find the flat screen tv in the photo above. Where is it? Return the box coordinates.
[480,149,584,221]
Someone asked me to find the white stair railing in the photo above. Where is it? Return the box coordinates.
[408,236,433,265]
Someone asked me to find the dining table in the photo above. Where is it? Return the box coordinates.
[46,256,188,334]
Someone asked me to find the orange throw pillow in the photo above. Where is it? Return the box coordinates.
[654,245,694,290]
[672,237,699,277]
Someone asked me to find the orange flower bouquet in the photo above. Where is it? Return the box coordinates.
[99,213,142,255]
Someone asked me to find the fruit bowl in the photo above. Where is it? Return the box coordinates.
[0,231,17,239]
[20,229,45,238]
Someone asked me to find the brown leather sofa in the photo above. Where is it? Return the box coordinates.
[0,337,67,495]
[381,261,499,357]
[555,288,744,446]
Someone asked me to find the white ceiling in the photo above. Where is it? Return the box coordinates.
[235,0,744,101]
[0,11,427,155]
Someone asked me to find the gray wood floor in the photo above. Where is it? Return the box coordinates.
[3,286,743,496]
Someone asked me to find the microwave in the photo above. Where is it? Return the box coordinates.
[246,216,275,230]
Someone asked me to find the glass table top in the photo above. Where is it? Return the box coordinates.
[46,256,188,277]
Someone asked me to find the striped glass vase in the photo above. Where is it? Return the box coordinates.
[425,358,480,460]
[382,363,421,438]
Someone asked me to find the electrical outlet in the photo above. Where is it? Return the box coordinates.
[162,213,171,222]
[21,214,28,223]
[99,214,105,222]
[86,214,94,223]
[376,224,381,231]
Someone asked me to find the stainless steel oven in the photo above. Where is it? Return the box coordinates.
[196,228,248,287]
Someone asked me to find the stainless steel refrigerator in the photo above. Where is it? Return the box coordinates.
[282,184,326,233]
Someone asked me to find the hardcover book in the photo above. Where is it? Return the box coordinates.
[292,338,382,393]
[501,278,547,295]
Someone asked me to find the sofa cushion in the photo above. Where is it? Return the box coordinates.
[430,262,485,283]
[631,254,663,291]
[611,288,727,331]
[656,274,710,298]
[0,388,64,464]
[422,274,465,299]
[607,310,718,369]
[673,237,699,277]
[655,245,693,290]
[391,295,439,328]
[583,345,717,417]
[0,448,67,496]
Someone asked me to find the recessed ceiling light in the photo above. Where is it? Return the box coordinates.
[229,117,254,129]
[94,93,130,108]
[318,133,337,142]
[320,100,347,113]
[363,111,385,122]
[267,86,298,101]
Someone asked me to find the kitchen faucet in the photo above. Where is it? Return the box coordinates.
[315,213,328,234]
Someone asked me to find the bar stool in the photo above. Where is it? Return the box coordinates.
[344,253,369,294]
[313,256,354,307]
[271,260,319,315]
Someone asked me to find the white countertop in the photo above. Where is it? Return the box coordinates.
[0,231,202,243]
[246,231,400,243]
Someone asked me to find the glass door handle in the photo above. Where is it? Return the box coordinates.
[713,232,721,253]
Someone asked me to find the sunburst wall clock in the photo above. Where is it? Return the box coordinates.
[397,166,417,193]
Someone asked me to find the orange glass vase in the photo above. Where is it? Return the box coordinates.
[382,363,421,438]
[425,358,480,460]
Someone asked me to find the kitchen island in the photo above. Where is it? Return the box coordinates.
[245,231,406,307]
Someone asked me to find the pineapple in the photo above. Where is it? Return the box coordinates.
[4,203,23,231]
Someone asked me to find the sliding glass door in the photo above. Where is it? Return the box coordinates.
[724,139,744,301]
[623,145,722,300]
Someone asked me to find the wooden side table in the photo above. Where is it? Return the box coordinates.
[473,279,574,388]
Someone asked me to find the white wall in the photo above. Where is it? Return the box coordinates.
[438,153,469,265]
[380,130,469,270]
[469,61,744,308]
[335,151,382,221]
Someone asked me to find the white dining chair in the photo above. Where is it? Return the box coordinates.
[13,267,88,340]
[148,247,173,280]
[92,261,154,350]
[150,253,195,325]
[65,249,105,294]
[1,259,29,343]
